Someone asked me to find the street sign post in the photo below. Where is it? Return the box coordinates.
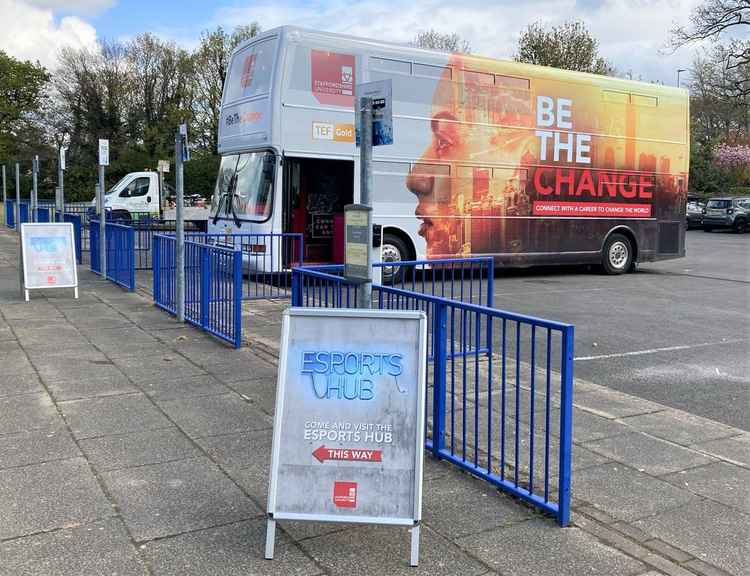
[175,124,188,322]
[57,146,66,221]
[19,222,78,301]
[97,139,109,276]
[355,80,393,147]
[31,156,38,222]
[265,308,427,567]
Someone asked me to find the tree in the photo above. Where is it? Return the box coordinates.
[412,30,471,53]
[671,0,749,96]
[514,20,614,75]
[192,24,261,153]
[127,33,195,158]
[0,51,50,158]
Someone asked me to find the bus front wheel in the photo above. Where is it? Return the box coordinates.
[602,234,633,275]
[381,233,409,284]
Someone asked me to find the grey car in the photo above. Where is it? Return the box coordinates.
[702,197,750,233]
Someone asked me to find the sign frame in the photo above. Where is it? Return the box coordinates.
[265,307,427,566]
[98,139,109,166]
[19,222,79,302]
[344,203,372,282]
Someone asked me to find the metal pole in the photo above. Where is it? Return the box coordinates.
[98,164,106,276]
[2,165,6,206]
[357,96,373,309]
[31,156,38,222]
[175,128,185,322]
[57,147,64,221]
[15,163,20,230]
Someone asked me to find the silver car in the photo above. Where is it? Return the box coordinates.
[702,197,750,233]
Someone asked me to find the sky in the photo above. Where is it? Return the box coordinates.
[0,0,704,86]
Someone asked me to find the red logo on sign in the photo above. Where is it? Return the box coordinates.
[47,276,56,284]
[333,481,357,508]
[240,54,256,89]
[311,50,355,106]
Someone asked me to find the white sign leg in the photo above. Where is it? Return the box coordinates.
[410,524,420,567]
[264,518,276,560]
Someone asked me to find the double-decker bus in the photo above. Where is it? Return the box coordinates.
[210,26,689,274]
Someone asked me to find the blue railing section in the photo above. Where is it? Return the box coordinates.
[378,257,494,308]
[57,212,83,264]
[153,234,242,348]
[5,199,15,228]
[90,220,135,291]
[188,233,304,300]
[291,265,574,527]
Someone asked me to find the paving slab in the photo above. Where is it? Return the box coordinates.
[422,472,536,539]
[582,432,716,476]
[691,434,750,466]
[0,392,61,435]
[0,426,80,470]
[224,377,278,415]
[0,457,113,540]
[79,427,201,472]
[457,518,645,576]
[0,518,148,576]
[59,393,173,439]
[112,352,208,383]
[299,524,487,576]
[139,373,230,401]
[45,369,138,401]
[0,371,44,397]
[156,392,273,438]
[140,518,322,576]
[101,456,262,541]
[572,463,698,522]
[663,462,750,515]
[195,428,273,471]
[618,410,739,447]
[634,500,750,576]
[573,389,664,419]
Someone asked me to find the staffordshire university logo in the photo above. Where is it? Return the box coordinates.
[311,50,355,106]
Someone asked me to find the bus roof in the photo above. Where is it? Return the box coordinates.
[233,25,688,99]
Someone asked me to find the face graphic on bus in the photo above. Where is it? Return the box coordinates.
[406,55,536,258]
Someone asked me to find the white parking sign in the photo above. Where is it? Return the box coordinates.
[265,308,427,565]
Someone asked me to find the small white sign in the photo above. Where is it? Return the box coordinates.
[20,223,78,301]
[59,147,66,171]
[98,139,109,166]
[312,121,334,141]
[158,160,170,173]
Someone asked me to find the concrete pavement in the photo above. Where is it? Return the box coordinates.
[0,222,748,575]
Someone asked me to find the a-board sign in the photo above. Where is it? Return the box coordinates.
[344,204,371,281]
[355,79,393,146]
[20,223,78,301]
[265,308,427,566]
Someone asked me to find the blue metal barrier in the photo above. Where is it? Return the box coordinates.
[188,233,304,300]
[153,234,242,348]
[378,257,494,308]
[291,265,574,527]
[5,199,15,228]
[37,207,51,222]
[57,213,83,264]
[90,220,135,291]
[19,202,29,225]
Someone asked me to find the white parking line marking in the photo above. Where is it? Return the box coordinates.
[575,338,749,361]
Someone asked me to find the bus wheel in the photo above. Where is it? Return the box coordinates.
[602,234,633,275]
[381,233,409,284]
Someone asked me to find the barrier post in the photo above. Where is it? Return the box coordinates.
[15,163,20,233]
[291,269,302,307]
[200,245,210,329]
[431,301,447,457]
[128,226,135,291]
[152,235,161,304]
[557,325,575,526]
[233,249,242,348]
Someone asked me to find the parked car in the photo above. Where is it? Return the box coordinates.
[702,197,750,233]
[686,201,704,229]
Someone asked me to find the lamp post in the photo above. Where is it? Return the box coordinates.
[677,68,686,88]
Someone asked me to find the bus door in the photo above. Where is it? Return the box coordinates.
[283,157,354,264]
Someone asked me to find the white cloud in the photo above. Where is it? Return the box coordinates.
[213,0,702,84]
[26,0,114,14]
[0,0,98,67]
